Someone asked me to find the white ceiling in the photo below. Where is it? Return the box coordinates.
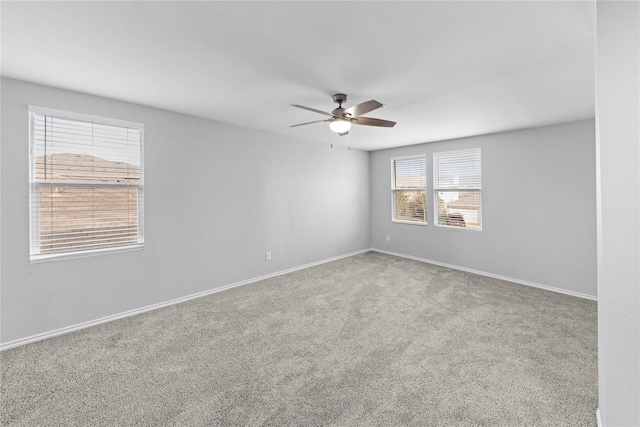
[1,1,595,151]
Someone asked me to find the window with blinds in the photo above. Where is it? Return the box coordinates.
[392,155,427,224]
[433,148,481,230]
[29,107,144,261]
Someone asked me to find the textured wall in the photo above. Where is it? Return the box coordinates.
[370,120,597,298]
[596,1,640,425]
[1,78,371,345]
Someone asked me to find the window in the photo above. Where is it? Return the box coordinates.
[433,148,481,230]
[392,155,427,224]
[29,107,144,261]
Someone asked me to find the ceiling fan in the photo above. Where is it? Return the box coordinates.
[290,93,396,136]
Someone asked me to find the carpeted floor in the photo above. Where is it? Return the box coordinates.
[1,251,597,426]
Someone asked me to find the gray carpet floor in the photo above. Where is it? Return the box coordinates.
[1,251,598,426]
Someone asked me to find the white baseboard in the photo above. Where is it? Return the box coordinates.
[0,249,370,351]
[371,248,597,301]
[596,408,602,427]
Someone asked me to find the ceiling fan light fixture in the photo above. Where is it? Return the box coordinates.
[329,118,351,134]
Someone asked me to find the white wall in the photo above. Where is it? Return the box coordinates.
[0,78,371,346]
[370,120,597,298]
[596,1,640,425]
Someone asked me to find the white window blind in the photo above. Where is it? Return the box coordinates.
[392,155,427,224]
[433,148,481,230]
[29,107,144,261]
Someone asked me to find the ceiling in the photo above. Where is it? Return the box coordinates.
[1,1,596,151]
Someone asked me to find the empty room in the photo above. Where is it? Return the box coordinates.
[1,1,638,426]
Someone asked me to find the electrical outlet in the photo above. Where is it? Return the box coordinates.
[386,235,390,242]
[265,251,271,261]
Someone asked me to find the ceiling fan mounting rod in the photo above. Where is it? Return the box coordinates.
[332,93,348,108]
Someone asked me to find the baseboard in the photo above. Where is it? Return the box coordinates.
[371,248,597,301]
[0,248,370,351]
[596,408,602,427]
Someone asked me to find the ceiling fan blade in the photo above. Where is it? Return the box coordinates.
[290,104,334,117]
[289,119,330,128]
[344,100,383,117]
[353,117,396,127]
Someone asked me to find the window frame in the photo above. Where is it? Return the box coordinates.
[391,154,428,226]
[29,106,145,262]
[433,148,482,231]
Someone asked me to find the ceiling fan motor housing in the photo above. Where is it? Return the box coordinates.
[332,107,347,117]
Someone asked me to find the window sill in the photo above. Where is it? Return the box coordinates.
[30,244,144,264]
[392,220,428,227]
[434,225,482,232]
